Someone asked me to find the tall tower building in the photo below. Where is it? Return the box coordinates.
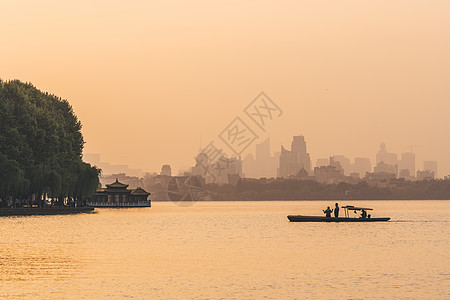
[278,146,297,177]
[399,152,415,178]
[316,158,329,167]
[291,135,311,172]
[331,155,351,175]
[353,157,372,177]
[291,136,307,155]
[256,138,270,161]
[423,161,438,178]
[376,143,398,176]
[243,138,278,179]
[278,135,311,178]
[376,143,398,166]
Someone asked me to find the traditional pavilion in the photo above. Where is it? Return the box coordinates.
[88,179,151,207]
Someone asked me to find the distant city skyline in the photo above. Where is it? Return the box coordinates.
[85,135,444,180]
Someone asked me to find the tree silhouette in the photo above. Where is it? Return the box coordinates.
[0,80,100,206]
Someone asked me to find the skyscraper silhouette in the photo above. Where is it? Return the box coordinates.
[278,135,311,178]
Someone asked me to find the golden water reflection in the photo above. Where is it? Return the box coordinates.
[0,201,449,299]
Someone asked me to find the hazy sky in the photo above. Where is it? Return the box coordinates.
[2,0,449,176]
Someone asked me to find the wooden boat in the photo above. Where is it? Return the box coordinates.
[287,205,390,222]
[287,215,390,222]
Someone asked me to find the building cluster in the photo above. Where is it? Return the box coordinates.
[366,143,438,186]
[138,157,242,200]
[242,135,443,187]
[84,133,446,201]
[191,154,242,185]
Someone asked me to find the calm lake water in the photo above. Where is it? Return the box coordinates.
[1,200,449,299]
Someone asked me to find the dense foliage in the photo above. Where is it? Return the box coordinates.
[0,80,100,206]
[205,178,450,200]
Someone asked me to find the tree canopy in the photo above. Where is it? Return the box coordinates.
[0,79,100,205]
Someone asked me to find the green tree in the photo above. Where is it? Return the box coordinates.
[0,79,100,206]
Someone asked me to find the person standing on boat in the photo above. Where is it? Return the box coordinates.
[361,209,367,218]
[334,203,339,218]
[323,206,333,218]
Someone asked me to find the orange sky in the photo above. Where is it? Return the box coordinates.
[1,0,449,176]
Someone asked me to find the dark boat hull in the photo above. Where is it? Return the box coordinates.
[287,215,390,222]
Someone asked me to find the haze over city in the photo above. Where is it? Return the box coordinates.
[2,0,449,176]
[3,1,450,299]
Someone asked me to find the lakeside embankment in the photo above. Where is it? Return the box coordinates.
[0,207,94,216]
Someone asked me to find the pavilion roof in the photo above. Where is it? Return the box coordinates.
[130,187,150,196]
[106,179,129,189]
[296,167,309,177]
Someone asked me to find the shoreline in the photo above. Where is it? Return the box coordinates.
[0,207,95,217]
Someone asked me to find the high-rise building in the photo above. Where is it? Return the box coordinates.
[423,161,438,178]
[353,157,372,177]
[225,156,243,176]
[331,155,351,175]
[291,135,312,172]
[161,165,172,176]
[417,170,434,181]
[376,143,398,176]
[329,156,344,175]
[315,157,371,178]
[314,165,341,184]
[374,161,397,175]
[376,143,398,166]
[242,153,255,178]
[399,152,415,178]
[278,145,297,177]
[256,138,270,161]
[399,169,412,180]
[242,138,278,178]
[316,158,329,167]
[278,135,311,178]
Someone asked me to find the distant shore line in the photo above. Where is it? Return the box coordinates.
[0,207,94,217]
